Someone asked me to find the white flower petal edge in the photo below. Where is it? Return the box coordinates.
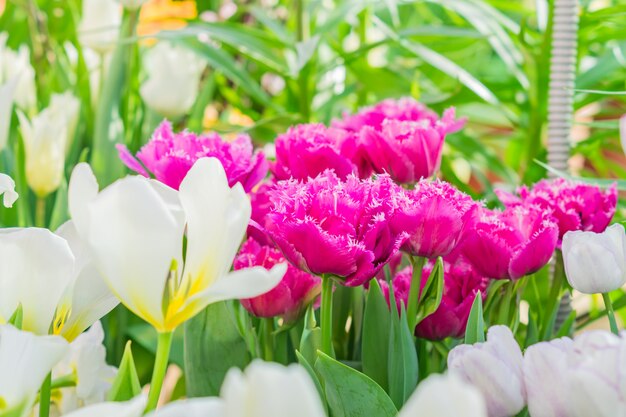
[0,173,18,208]
[0,325,68,412]
[145,398,225,417]
[60,395,146,417]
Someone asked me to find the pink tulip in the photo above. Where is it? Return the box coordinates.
[497,178,617,243]
[461,205,558,280]
[266,171,409,286]
[117,121,268,192]
[380,258,489,340]
[334,98,465,183]
[234,238,321,322]
[390,180,478,258]
[271,123,360,181]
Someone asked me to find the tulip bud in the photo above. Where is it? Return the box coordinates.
[139,42,206,118]
[447,326,525,417]
[78,0,121,54]
[0,173,18,208]
[562,224,626,294]
[399,373,487,417]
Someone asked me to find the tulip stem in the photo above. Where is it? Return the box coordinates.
[38,372,52,417]
[263,318,274,361]
[407,256,427,333]
[602,293,619,335]
[35,197,46,227]
[321,274,334,356]
[145,331,173,413]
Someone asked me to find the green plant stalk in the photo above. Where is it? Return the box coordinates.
[90,9,139,186]
[295,0,310,121]
[50,374,77,390]
[145,331,173,412]
[263,318,274,361]
[38,373,52,417]
[407,256,427,332]
[602,293,619,335]
[321,274,334,356]
[35,197,46,228]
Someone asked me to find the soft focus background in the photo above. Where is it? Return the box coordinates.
[1,0,625,397]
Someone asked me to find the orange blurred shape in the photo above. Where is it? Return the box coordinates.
[138,0,197,40]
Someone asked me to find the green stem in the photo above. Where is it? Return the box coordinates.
[602,293,619,335]
[295,0,310,122]
[263,318,274,361]
[50,373,77,390]
[35,197,46,228]
[38,373,52,417]
[407,256,427,332]
[321,274,334,356]
[145,331,173,413]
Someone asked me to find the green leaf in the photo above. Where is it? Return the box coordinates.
[295,350,327,414]
[555,311,577,338]
[534,160,625,190]
[465,291,485,344]
[387,304,418,410]
[7,304,23,329]
[524,313,539,348]
[49,178,69,230]
[361,280,391,391]
[107,341,141,401]
[300,306,324,365]
[415,257,444,325]
[184,301,251,397]
[315,351,397,417]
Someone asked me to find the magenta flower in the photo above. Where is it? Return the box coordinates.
[381,258,490,340]
[117,121,268,191]
[234,238,321,322]
[334,98,465,183]
[266,171,409,286]
[460,205,558,280]
[389,180,478,259]
[271,123,360,181]
[497,178,617,242]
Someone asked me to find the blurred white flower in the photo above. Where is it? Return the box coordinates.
[219,360,326,417]
[0,173,18,208]
[0,33,37,113]
[523,337,573,417]
[51,322,117,416]
[144,398,224,417]
[0,325,68,417]
[60,396,146,417]
[139,42,206,119]
[563,224,626,294]
[447,326,525,417]
[0,75,18,151]
[78,0,121,54]
[399,373,487,417]
[17,108,67,197]
[261,73,286,96]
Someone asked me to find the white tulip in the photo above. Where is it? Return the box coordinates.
[78,0,121,54]
[55,222,120,342]
[51,322,117,415]
[140,42,206,118]
[0,228,75,335]
[0,76,18,151]
[17,109,67,197]
[220,360,326,417]
[447,325,525,417]
[0,325,68,417]
[0,34,37,113]
[523,337,574,417]
[60,395,146,417]
[562,224,626,294]
[0,173,18,208]
[398,373,487,417]
[68,158,285,333]
[145,398,224,417]
[48,92,80,155]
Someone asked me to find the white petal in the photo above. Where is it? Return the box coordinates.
[61,396,146,417]
[0,173,19,208]
[0,325,68,409]
[179,157,251,294]
[56,221,119,341]
[399,373,487,417]
[68,163,100,238]
[84,176,185,331]
[0,228,75,335]
[145,398,225,417]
